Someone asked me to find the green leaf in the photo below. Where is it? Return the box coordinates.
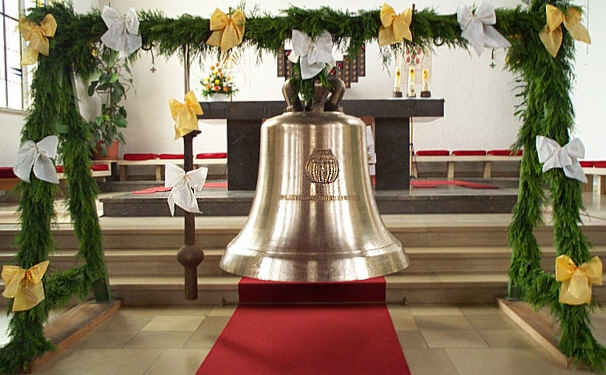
[55,122,69,135]
[87,80,98,96]
[114,117,127,128]
[110,73,119,83]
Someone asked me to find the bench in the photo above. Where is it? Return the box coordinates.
[412,149,522,180]
[582,161,606,195]
[117,153,227,181]
[0,168,18,191]
[1,163,112,192]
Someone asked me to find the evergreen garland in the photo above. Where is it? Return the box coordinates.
[507,0,606,371]
[0,4,109,374]
[1,1,604,373]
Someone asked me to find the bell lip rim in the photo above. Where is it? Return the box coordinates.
[219,243,409,282]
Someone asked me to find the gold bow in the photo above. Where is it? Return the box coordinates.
[206,9,245,52]
[539,5,591,58]
[169,91,203,139]
[19,14,57,66]
[1,261,49,312]
[378,3,413,46]
[555,255,602,306]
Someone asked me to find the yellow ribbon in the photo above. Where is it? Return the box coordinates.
[539,5,591,58]
[206,9,246,52]
[378,3,413,46]
[1,261,49,312]
[19,14,57,66]
[169,91,203,139]
[555,255,602,306]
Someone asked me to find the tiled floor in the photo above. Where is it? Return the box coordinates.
[0,304,602,375]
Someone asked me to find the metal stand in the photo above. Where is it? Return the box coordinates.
[409,117,415,181]
[177,45,203,300]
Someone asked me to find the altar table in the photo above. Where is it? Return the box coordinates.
[199,99,444,191]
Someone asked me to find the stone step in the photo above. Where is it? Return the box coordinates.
[104,273,606,306]
[1,214,605,251]
[2,247,603,278]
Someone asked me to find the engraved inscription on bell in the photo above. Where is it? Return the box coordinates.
[305,149,339,184]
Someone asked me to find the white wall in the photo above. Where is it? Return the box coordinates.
[0,112,25,164]
[572,0,605,159]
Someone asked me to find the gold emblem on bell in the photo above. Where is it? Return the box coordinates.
[305,149,339,184]
[220,78,408,281]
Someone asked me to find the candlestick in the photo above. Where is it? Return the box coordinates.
[393,55,402,97]
[407,67,416,97]
[421,68,431,98]
[394,66,402,91]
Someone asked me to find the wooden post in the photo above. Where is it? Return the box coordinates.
[177,45,204,300]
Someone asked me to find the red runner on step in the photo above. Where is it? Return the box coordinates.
[410,179,498,189]
[239,276,386,304]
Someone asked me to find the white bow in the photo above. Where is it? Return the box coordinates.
[14,135,59,184]
[288,30,336,80]
[536,136,587,183]
[101,6,142,59]
[457,3,511,56]
[165,164,208,216]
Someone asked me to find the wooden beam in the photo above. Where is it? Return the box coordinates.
[498,298,570,368]
[29,300,121,373]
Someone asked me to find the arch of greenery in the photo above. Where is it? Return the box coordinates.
[1,1,604,373]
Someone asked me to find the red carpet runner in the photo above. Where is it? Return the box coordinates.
[196,277,411,375]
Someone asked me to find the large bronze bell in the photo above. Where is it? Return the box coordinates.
[220,78,408,281]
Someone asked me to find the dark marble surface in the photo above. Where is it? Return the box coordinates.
[101,188,517,217]
[227,119,262,190]
[198,99,444,191]
[375,117,410,190]
[199,99,445,120]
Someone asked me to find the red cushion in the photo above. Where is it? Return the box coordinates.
[56,166,64,173]
[196,152,227,159]
[452,150,487,156]
[124,153,158,161]
[0,167,16,179]
[158,154,184,160]
[595,161,606,168]
[488,149,523,156]
[416,150,450,156]
[580,161,595,168]
[91,164,109,171]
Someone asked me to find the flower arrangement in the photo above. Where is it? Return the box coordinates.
[201,63,236,98]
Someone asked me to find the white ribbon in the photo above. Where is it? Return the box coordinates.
[536,136,587,183]
[457,3,511,56]
[165,164,208,216]
[101,6,142,59]
[288,30,336,80]
[14,135,59,184]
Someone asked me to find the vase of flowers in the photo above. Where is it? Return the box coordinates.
[201,63,236,101]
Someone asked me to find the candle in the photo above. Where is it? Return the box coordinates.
[407,67,416,97]
[394,66,402,91]
[422,69,430,91]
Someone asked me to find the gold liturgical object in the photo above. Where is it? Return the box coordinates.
[220,78,408,281]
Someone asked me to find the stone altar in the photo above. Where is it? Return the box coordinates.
[198,99,445,190]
